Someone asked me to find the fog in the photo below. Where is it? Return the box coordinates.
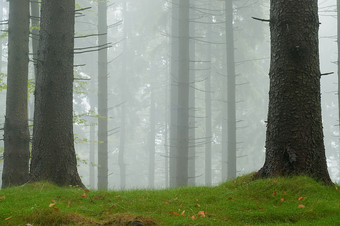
[0,0,339,189]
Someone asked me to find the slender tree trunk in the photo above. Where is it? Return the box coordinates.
[205,9,213,186]
[176,0,190,187]
[169,0,179,188]
[30,0,83,187]
[148,87,156,189]
[2,0,30,188]
[188,2,196,186]
[164,83,169,187]
[119,0,128,190]
[337,0,340,180]
[97,0,108,190]
[89,116,96,189]
[224,0,237,180]
[255,0,332,184]
[0,0,4,188]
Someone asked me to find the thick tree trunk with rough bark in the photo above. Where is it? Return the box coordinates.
[255,0,332,184]
[2,0,30,188]
[30,0,83,187]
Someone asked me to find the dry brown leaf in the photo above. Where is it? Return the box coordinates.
[82,192,86,198]
[196,203,201,207]
[298,204,305,208]
[258,207,265,210]
[198,211,206,217]
[191,215,196,220]
[0,196,5,200]
[115,195,121,198]
[53,207,59,211]
[280,197,284,202]
[233,180,237,184]
[5,216,12,221]
[273,191,277,196]
[298,196,305,201]
[335,186,338,191]
[169,211,179,216]
[49,203,56,208]
[84,189,90,193]
[181,210,185,216]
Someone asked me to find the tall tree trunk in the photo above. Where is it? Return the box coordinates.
[2,0,30,188]
[224,0,237,180]
[89,119,96,188]
[30,0,83,187]
[119,0,128,190]
[255,0,332,184]
[176,0,190,187]
[164,82,169,187]
[169,0,179,188]
[148,87,156,189]
[188,2,196,186]
[205,8,213,186]
[97,0,108,190]
[337,0,340,180]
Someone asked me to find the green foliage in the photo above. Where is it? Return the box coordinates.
[0,73,7,91]
[0,175,338,225]
[0,31,7,40]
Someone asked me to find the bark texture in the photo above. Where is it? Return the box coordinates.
[2,0,30,188]
[30,0,83,187]
[255,0,332,184]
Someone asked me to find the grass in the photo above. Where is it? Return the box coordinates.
[0,174,339,225]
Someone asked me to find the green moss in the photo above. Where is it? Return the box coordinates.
[0,175,338,225]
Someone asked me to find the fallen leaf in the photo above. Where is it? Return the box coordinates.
[198,211,206,217]
[84,189,90,193]
[227,197,233,200]
[180,203,183,207]
[196,203,201,207]
[280,197,284,202]
[233,180,237,184]
[5,216,12,221]
[105,212,113,215]
[181,210,185,216]
[169,211,179,216]
[53,207,59,211]
[164,202,169,205]
[49,203,56,208]
[298,196,305,201]
[0,196,5,200]
[298,204,305,208]
[273,191,277,196]
[67,201,71,208]
[115,195,121,199]
[258,207,265,210]
[82,192,86,198]
[283,191,287,195]
[335,186,338,191]
[191,215,196,220]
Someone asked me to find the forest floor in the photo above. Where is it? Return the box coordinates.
[0,174,339,225]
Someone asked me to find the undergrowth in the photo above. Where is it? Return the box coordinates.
[0,174,339,225]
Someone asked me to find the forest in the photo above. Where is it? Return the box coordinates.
[0,0,339,192]
[0,0,339,225]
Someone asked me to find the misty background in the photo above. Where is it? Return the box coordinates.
[0,0,339,189]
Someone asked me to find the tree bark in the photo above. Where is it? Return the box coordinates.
[2,0,30,188]
[97,0,108,191]
[30,0,84,187]
[255,0,332,184]
[337,0,340,180]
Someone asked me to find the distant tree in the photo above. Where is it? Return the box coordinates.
[338,0,340,178]
[2,0,30,188]
[222,0,237,181]
[176,0,190,187]
[30,0,84,187]
[97,0,108,191]
[255,0,332,184]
